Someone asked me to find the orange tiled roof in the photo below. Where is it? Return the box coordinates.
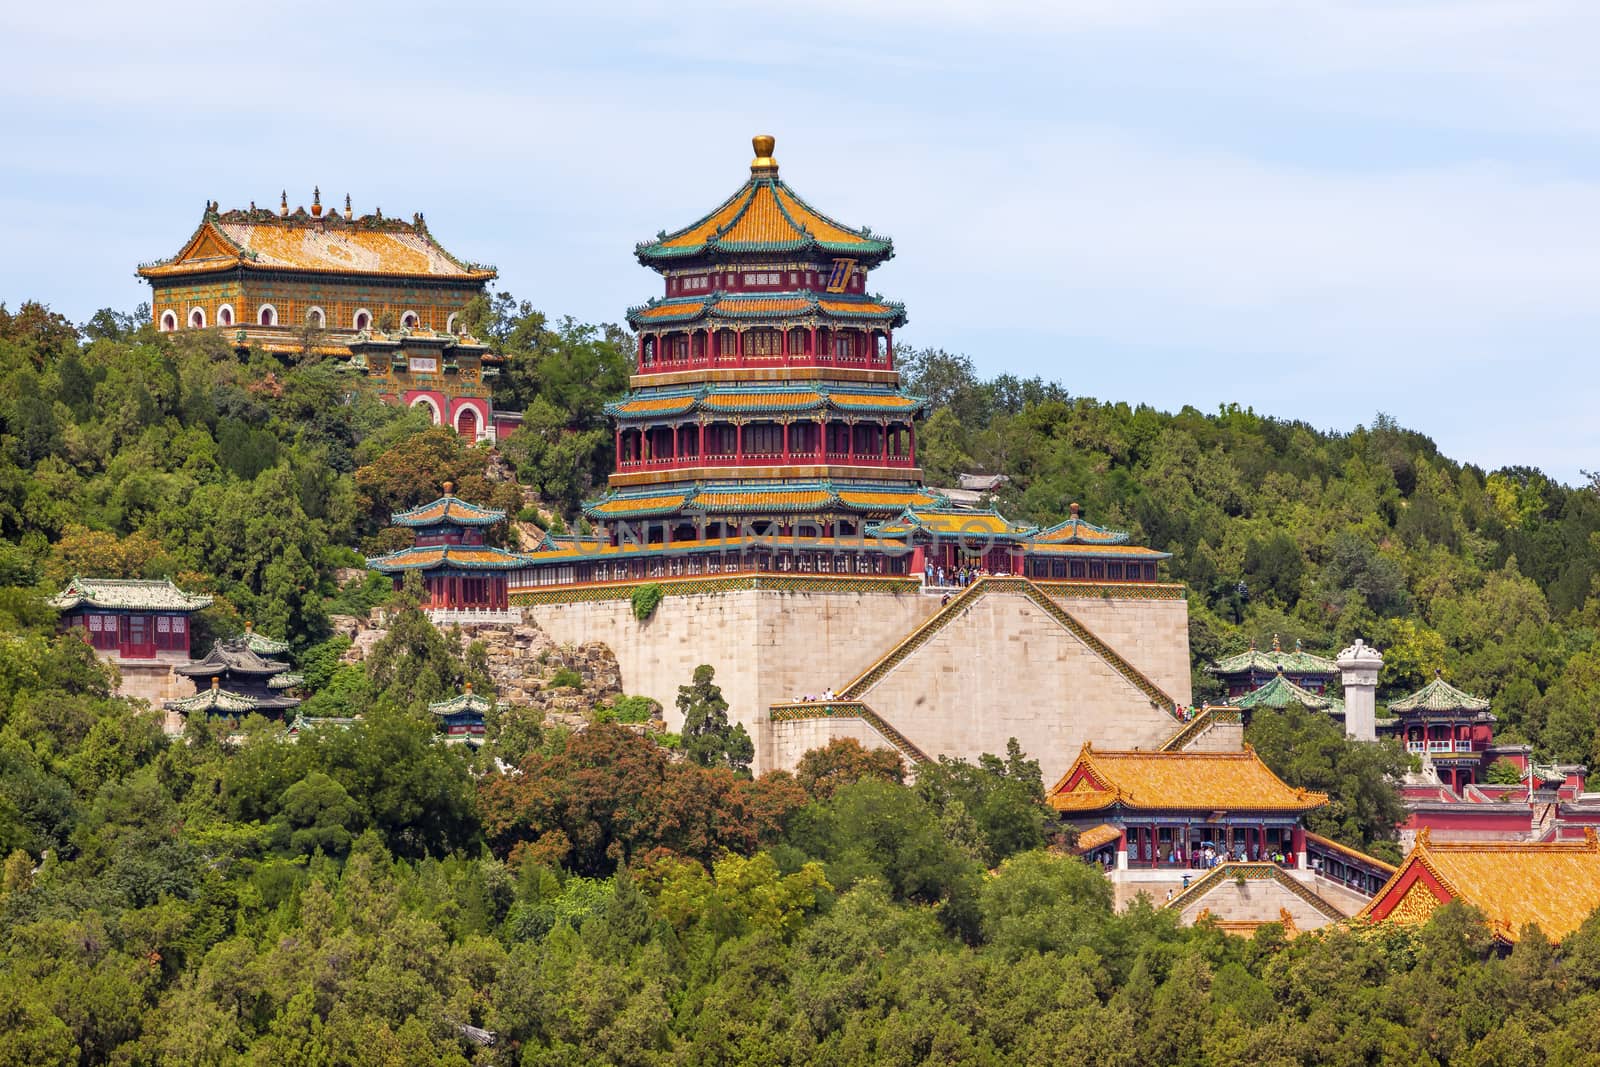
[1047,744,1328,813]
[879,510,1023,536]
[1358,833,1600,942]
[719,297,815,316]
[652,183,870,253]
[365,544,529,571]
[829,392,920,410]
[817,299,896,316]
[519,533,905,562]
[613,395,698,416]
[635,301,707,320]
[588,493,690,516]
[699,391,821,411]
[690,489,835,510]
[391,494,506,527]
[141,210,493,280]
[1304,831,1397,874]
[1072,823,1122,853]
[1027,542,1171,558]
[636,137,893,265]
[836,490,939,508]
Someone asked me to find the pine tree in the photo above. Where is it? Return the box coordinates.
[676,665,753,774]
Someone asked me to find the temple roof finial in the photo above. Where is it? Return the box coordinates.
[1272,633,1281,652]
[344,193,352,220]
[751,134,778,176]
[311,186,323,218]
[1069,501,1080,518]
[443,481,454,496]
[280,190,288,217]
[464,681,473,694]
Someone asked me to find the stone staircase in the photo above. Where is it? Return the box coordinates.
[1159,706,1243,751]
[838,576,1180,716]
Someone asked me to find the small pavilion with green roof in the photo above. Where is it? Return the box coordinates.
[166,677,260,722]
[428,683,492,745]
[1380,671,1504,793]
[1227,669,1345,721]
[366,483,529,614]
[1208,635,1338,699]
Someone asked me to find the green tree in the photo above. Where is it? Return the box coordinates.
[1247,705,1408,861]
[676,665,753,774]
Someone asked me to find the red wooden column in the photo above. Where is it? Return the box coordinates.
[735,419,744,463]
[782,420,791,461]
[1116,828,1128,870]
[809,326,819,364]
[908,423,917,464]
[814,420,825,462]
[880,420,890,463]
[614,430,622,467]
[846,421,856,463]
[698,421,706,460]
[736,329,745,367]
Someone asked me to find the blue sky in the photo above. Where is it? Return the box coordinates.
[3,1,1597,481]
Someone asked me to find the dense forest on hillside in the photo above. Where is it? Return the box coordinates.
[3,298,1600,1063]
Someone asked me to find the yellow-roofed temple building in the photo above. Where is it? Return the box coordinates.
[1358,829,1600,944]
[1047,742,1396,927]
[139,191,518,441]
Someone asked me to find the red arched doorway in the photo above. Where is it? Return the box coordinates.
[457,406,479,440]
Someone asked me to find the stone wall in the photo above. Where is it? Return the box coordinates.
[525,589,937,770]
[106,654,192,706]
[854,593,1187,784]
[768,716,900,771]
[526,583,1191,779]
[1046,593,1193,706]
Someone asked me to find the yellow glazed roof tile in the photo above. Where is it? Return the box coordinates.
[589,494,689,515]
[635,300,708,320]
[691,490,834,509]
[141,217,491,279]
[1047,745,1328,813]
[1360,834,1600,942]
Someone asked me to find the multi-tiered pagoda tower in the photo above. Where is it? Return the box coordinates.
[583,135,939,542]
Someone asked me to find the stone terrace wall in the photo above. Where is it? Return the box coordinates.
[525,589,938,771]
[527,583,1191,779]
[1047,592,1193,707]
[854,593,1183,785]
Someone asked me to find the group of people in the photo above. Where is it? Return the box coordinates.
[927,564,993,589]
[1095,842,1300,870]
[790,688,838,704]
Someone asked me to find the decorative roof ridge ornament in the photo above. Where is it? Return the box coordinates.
[750,133,778,176]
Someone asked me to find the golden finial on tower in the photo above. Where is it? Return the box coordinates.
[344,193,352,220]
[280,190,288,216]
[311,186,323,217]
[750,134,778,175]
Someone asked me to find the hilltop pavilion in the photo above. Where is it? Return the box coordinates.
[501,138,1171,588]
[138,193,516,440]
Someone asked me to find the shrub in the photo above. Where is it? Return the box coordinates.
[1486,757,1526,785]
[631,583,663,621]
[549,668,583,689]
[607,695,657,724]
